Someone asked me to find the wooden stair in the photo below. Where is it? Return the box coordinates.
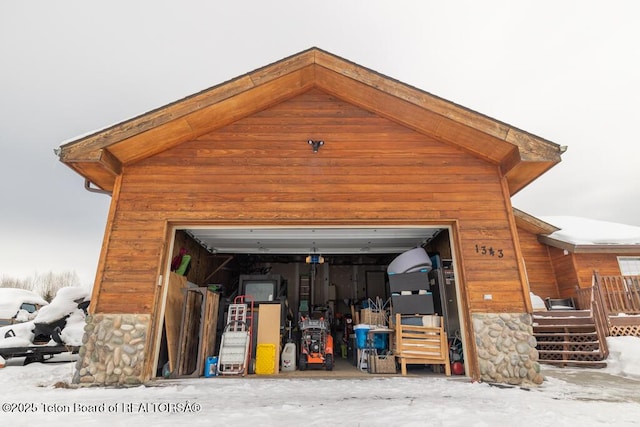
[533,310,607,368]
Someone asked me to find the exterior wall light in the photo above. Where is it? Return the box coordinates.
[308,140,324,153]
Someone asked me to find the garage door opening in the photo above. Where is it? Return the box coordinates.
[154,226,465,379]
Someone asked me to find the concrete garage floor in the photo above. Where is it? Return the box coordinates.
[272,356,448,379]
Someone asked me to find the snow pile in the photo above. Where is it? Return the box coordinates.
[34,286,90,324]
[0,322,36,349]
[0,288,48,319]
[58,310,87,346]
[603,336,640,379]
[530,292,547,310]
[541,216,640,246]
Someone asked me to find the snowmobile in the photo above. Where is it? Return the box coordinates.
[298,316,334,371]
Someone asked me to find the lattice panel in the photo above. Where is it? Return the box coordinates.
[610,325,640,337]
[535,332,604,362]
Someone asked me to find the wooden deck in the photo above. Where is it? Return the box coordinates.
[576,273,640,336]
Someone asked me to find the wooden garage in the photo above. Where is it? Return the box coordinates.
[57,48,563,386]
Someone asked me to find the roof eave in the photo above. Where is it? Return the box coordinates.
[57,47,563,193]
[513,209,561,235]
[538,235,640,254]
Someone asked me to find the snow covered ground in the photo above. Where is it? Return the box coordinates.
[1,336,639,427]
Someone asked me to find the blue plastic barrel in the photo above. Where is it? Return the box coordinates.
[353,324,370,349]
[373,333,388,350]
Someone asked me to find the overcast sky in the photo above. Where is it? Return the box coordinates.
[1,1,639,285]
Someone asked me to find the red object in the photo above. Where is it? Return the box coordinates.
[171,247,187,271]
[451,361,465,375]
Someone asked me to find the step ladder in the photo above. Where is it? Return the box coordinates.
[299,274,310,315]
[217,296,254,375]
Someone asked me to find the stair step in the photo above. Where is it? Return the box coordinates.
[533,317,595,326]
[534,331,597,337]
[535,331,598,336]
[537,349,603,356]
[539,359,607,368]
[533,322,596,331]
[533,310,592,318]
[536,341,600,347]
[533,331,598,337]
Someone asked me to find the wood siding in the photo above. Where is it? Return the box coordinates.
[548,250,640,297]
[93,89,527,314]
[573,253,629,289]
[517,225,559,299]
[548,247,580,297]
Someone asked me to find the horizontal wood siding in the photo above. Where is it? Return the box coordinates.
[548,247,580,298]
[95,89,525,313]
[517,225,559,298]
[573,253,627,289]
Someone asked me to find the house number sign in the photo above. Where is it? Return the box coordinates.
[475,244,504,258]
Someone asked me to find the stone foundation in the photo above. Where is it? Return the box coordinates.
[472,313,544,386]
[73,313,150,386]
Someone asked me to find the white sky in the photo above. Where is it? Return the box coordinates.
[1,1,639,285]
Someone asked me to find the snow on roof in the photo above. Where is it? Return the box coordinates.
[0,288,48,319]
[540,216,640,246]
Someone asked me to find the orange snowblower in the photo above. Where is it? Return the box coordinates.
[298,316,334,371]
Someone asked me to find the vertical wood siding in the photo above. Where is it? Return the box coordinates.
[94,89,525,313]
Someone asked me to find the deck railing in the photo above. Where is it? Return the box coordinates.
[594,272,640,315]
[574,283,609,358]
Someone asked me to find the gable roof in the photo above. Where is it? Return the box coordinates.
[56,47,563,193]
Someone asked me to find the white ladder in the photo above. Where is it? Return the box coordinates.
[217,303,250,375]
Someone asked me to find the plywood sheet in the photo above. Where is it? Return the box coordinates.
[166,272,188,371]
[256,303,281,374]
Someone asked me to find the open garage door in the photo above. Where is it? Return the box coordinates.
[156,225,464,378]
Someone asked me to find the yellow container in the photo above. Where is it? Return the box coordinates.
[255,344,277,375]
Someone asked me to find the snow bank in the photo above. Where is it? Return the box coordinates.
[603,336,640,379]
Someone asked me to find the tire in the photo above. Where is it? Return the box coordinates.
[325,354,333,371]
[298,354,308,371]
